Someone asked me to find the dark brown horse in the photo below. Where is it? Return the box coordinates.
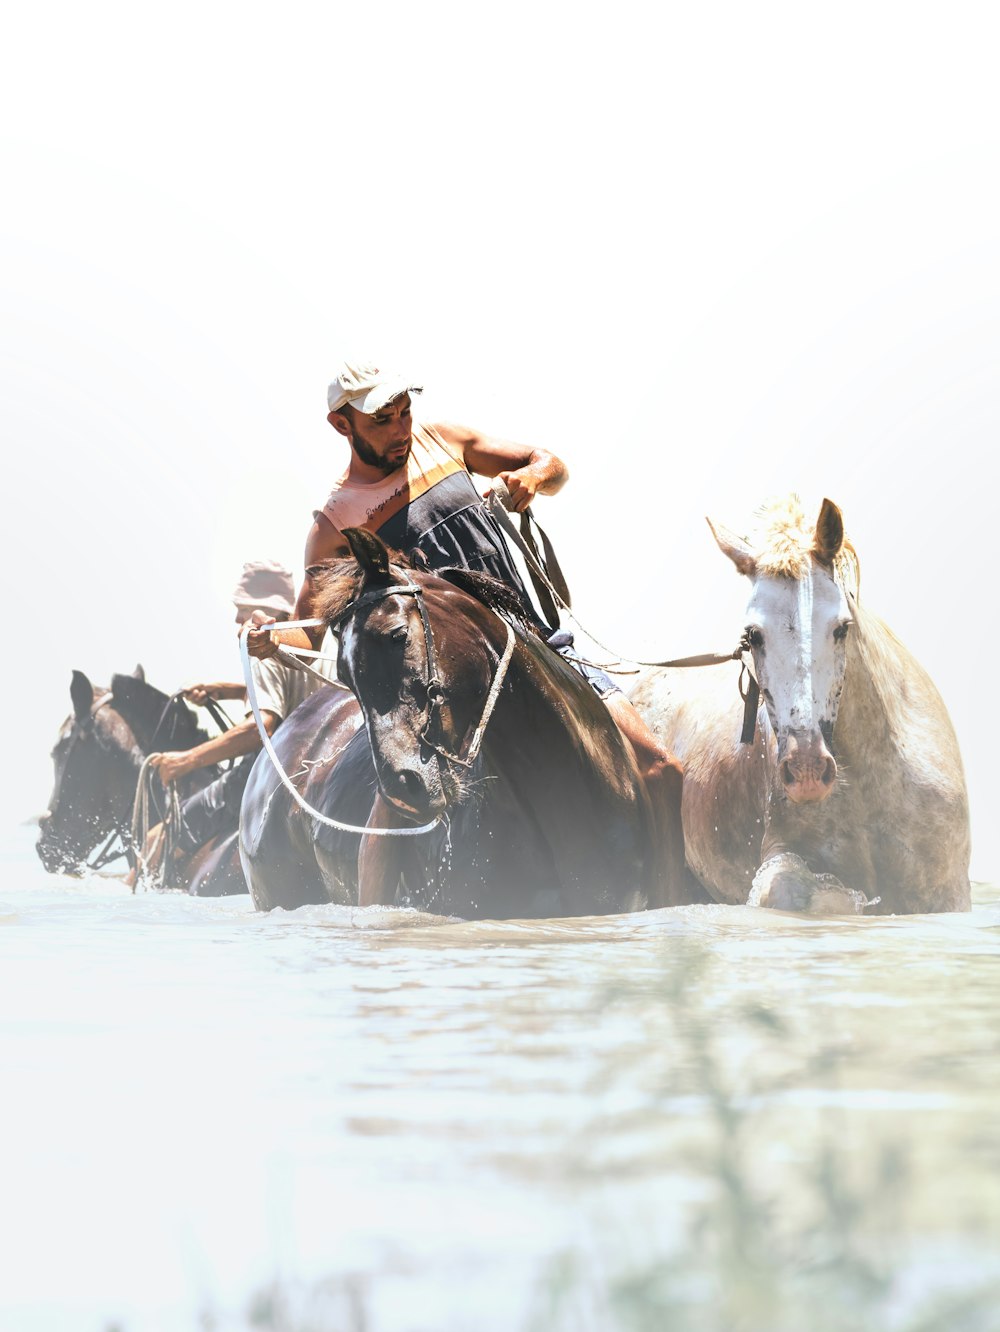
[240,529,665,917]
[38,666,246,896]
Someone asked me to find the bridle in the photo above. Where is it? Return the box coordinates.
[334,572,517,773]
[240,571,517,841]
[52,691,217,874]
[48,693,131,871]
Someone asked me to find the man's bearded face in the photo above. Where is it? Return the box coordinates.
[342,394,413,475]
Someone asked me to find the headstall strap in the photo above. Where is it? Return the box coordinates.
[734,633,760,746]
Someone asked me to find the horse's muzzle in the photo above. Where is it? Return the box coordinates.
[778,733,838,804]
[380,767,447,819]
[35,828,83,875]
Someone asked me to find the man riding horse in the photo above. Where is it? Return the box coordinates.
[132,561,337,885]
[246,361,688,904]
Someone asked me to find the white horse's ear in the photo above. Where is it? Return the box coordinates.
[813,499,845,567]
[707,517,756,577]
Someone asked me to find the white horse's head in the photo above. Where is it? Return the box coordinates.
[709,497,855,804]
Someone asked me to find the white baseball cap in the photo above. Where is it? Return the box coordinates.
[231,560,296,613]
[327,361,423,416]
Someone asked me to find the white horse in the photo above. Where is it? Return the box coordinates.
[631,496,971,914]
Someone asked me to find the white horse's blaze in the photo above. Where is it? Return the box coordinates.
[744,562,850,801]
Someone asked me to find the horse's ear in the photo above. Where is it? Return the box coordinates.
[70,670,94,721]
[813,498,845,567]
[132,663,146,682]
[344,527,393,583]
[707,517,756,577]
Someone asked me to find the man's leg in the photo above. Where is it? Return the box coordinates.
[126,758,255,888]
[177,758,254,851]
[605,693,692,908]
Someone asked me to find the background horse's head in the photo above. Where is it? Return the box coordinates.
[710,496,857,804]
[318,528,518,822]
[37,666,208,874]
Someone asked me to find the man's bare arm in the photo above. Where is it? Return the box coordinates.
[434,422,569,513]
[246,513,348,659]
[149,712,280,785]
[182,682,247,704]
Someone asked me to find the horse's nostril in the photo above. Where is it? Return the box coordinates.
[822,757,838,786]
[780,761,795,786]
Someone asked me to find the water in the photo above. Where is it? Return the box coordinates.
[2,820,1000,1332]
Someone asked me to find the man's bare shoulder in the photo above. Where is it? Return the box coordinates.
[427,420,478,449]
[305,511,349,563]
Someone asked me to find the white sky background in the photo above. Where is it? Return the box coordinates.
[2,2,998,873]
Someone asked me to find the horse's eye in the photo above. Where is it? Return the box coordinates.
[389,626,408,643]
[747,628,764,649]
[833,621,852,642]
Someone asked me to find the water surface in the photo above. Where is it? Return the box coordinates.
[2,823,999,1331]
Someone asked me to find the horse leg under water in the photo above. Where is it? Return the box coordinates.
[358,794,406,907]
[605,695,701,908]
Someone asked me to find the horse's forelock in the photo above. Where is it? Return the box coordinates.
[312,560,366,625]
[750,495,861,595]
[312,547,415,626]
[751,495,815,578]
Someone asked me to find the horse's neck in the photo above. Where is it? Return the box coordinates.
[488,640,637,794]
[838,607,914,756]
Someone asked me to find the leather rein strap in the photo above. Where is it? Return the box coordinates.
[241,574,517,838]
[486,485,760,744]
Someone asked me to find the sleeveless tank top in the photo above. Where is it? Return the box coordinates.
[317,423,534,608]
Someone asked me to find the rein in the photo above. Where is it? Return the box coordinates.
[240,611,441,838]
[240,572,518,836]
[129,754,183,891]
[125,693,234,885]
[486,484,761,743]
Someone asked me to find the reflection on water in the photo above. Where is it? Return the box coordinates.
[1,821,999,1331]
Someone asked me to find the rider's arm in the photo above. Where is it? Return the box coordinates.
[433,422,569,513]
[149,712,280,786]
[182,682,247,704]
[246,514,348,660]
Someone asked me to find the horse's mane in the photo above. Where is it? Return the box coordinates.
[312,553,538,632]
[436,567,539,631]
[109,674,211,751]
[749,495,861,599]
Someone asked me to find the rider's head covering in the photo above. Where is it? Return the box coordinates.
[232,560,295,615]
[327,360,423,416]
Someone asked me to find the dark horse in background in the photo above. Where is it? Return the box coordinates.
[240,529,686,917]
[38,666,246,896]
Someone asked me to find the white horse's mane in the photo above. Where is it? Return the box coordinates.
[748,494,861,600]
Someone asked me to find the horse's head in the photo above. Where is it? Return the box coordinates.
[37,666,207,874]
[319,528,515,821]
[710,496,855,805]
[37,668,147,873]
